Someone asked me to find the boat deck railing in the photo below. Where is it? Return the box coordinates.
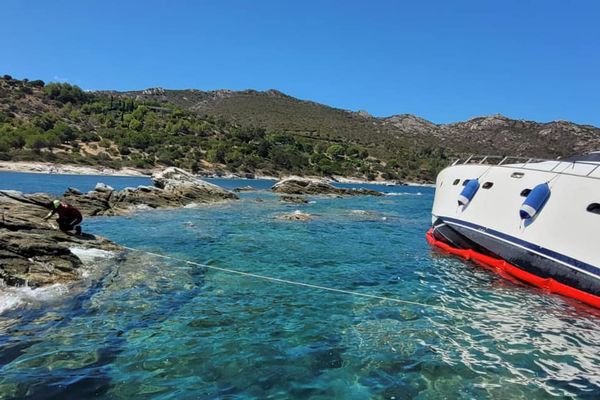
[449,155,600,179]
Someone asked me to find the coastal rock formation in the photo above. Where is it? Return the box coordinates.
[63,167,238,216]
[233,186,255,192]
[277,210,312,221]
[0,190,120,287]
[0,168,237,288]
[280,195,309,204]
[272,177,383,196]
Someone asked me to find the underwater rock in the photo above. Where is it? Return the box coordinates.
[279,195,309,204]
[272,176,382,196]
[0,190,121,287]
[233,185,255,192]
[277,210,312,221]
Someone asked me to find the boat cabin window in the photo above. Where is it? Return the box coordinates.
[482,182,494,189]
[462,179,470,186]
[511,172,525,178]
[520,189,532,197]
[452,179,460,185]
[587,203,600,215]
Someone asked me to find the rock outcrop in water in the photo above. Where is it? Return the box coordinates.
[63,167,238,216]
[0,168,237,288]
[277,210,312,221]
[279,195,309,204]
[0,190,120,287]
[272,177,383,196]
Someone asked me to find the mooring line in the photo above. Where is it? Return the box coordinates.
[121,245,486,315]
[120,245,600,334]
[117,246,600,336]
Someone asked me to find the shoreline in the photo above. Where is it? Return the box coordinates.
[0,161,151,177]
[0,161,435,186]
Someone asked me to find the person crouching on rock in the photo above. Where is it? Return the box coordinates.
[44,200,83,235]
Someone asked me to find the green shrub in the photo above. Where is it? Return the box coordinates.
[44,82,87,103]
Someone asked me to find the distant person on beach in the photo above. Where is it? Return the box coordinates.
[43,200,83,235]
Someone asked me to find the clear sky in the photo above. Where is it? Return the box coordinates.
[2,0,599,125]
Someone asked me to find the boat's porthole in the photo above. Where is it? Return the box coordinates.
[462,179,470,186]
[452,179,460,185]
[520,188,532,197]
[511,172,525,178]
[587,203,600,214]
[482,182,494,189]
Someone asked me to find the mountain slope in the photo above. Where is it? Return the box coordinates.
[3,75,599,183]
[122,88,600,159]
[1,76,444,182]
[112,88,417,158]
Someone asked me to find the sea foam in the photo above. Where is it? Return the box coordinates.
[0,283,70,314]
[70,247,116,262]
[385,191,423,196]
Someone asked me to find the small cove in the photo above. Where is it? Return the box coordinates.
[0,172,599,399]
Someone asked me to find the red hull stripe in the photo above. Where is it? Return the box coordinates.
[426,228,600,309]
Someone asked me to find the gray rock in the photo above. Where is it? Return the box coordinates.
[272,177,383,196]
[0,191,120,287]
[94,183,114,192]
[277,210,312,221]
[63,167,238,216]
[0,168,237,288]
[279,195,309,204]
[233,185,255,192]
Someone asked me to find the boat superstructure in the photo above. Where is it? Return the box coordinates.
[429,153,600,308]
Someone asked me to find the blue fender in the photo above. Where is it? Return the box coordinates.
[520,183,551,219]
[458,178,480,206]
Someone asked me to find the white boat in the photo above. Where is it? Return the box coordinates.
[428,152,600,308]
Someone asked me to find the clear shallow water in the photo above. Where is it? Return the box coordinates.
[0,174,599,399]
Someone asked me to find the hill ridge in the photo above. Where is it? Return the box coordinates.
[113,86,600,158]
[2,75,600,183]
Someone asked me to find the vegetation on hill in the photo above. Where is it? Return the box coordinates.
[0,76,448,182]
[126,87,600,160]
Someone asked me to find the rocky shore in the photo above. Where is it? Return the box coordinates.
[62,167,238,216]
[0,168,238,288]
[0,190,121,287]
[0,171,386,290]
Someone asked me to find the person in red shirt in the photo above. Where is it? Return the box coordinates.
[44,200,83,235]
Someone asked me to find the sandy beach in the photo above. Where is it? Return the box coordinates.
[0,161,150,177]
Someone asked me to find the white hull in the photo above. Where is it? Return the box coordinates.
[431,159,600,297]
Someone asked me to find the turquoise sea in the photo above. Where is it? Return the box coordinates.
[0,171,599,399]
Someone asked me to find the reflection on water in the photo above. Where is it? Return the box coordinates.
[0,174,599,399]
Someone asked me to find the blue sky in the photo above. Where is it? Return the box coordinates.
[2,0,599,125]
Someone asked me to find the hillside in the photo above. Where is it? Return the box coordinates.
[0,76,445,182]
[110,87,423,159]
[121,87,600,159]
[2,75,599,183]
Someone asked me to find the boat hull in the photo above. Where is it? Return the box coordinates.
[427,226,600,309]
[429,160,600,308]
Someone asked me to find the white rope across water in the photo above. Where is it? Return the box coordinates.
[119,246,600,336]
[122,245,480,315]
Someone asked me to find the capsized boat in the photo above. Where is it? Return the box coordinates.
[428,152,600,308]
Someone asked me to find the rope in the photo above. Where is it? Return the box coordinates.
[477,163,496,180]
[120,246,600,335]
[121,245,479,315]
[547,161,575,188]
